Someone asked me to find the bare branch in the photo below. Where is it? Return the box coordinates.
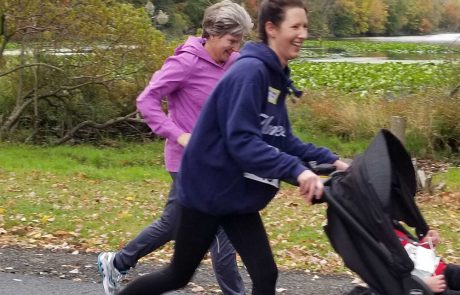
[56,111,145,145]
[0,63,63,77]
[60,76,115,91]
[69,72,113,80]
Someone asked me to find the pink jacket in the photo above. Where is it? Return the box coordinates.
[137,36,238,172]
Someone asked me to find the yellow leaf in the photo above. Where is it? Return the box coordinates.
[41,215,52,223]
[118,211,132,218]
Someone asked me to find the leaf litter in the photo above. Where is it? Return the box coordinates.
[1,169,459,274]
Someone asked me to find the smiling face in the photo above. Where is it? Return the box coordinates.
[205,34,243,64]
[266,7,308,67]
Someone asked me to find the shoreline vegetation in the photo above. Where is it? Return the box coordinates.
[2,39,459,157]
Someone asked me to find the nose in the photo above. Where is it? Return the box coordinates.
[299,27,308,40]
[232,41,242,52]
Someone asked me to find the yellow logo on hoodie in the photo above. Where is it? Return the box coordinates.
[267,87,280,104]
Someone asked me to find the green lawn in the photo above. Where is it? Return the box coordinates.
[433,167,460,191]
[0,142,459,272]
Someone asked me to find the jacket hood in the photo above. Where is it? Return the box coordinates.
[174,36,236,67]
[239,42,302,97]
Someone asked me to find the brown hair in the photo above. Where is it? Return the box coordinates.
[258,0,307,43]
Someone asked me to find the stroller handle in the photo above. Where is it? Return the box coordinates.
[282,162,337,187]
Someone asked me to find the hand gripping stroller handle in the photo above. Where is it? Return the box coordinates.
[282,163,337,204]
[282,163,336,187]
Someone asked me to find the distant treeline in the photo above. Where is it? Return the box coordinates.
[120,0,460,37]
[1,0,458,146]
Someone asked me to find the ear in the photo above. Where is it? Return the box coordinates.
[264,21,277,39]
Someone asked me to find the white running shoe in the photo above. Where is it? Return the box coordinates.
[97,252,125,295]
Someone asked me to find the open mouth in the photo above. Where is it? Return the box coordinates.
[292,42,303,49]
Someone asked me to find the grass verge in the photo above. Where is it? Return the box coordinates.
[433,167,460,191]
[0,143,459,273]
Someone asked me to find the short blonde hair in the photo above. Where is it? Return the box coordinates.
[202,0,253,38]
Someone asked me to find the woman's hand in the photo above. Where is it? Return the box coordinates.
[177,133,191,147]
[297,170,323,204]
[333,159,349,171]
[421,230,441,246]
[424,275,446,293]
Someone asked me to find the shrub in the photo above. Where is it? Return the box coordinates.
[288,88,459,158]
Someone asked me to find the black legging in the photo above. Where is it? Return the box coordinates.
[113,173,244,294]
[118,204,278,295]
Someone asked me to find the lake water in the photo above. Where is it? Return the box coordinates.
[4,33,460,63]
[302,33,460,64]
[353,33,460,45]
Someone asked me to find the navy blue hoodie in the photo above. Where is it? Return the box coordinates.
[177,42,339,215]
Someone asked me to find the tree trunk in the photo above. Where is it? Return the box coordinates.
[0,98,34,140]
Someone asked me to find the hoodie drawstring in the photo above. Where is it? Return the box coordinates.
[287,79,303,98]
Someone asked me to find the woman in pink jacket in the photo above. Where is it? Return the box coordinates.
[97,1,253,295]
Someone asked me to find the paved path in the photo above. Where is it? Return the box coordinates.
[0,271,356,295]
[0,247,357,295]
[0,272,101,295]
[0,272,196,295]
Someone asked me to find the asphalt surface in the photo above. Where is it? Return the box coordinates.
[0,272,200,295]
[0,272,101,295]
[0,246,357,295]
[0,271,356,295]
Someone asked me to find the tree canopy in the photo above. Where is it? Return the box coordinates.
[305,0,460,37]
[119,0,460,37]
[1,0,172,143]
[1,0,458,144]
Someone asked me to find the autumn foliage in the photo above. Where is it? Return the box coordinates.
[0,0,173,143]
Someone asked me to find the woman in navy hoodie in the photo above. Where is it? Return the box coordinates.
[119,0,349,294]
[98,2,252,295]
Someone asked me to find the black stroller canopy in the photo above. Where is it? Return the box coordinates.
[324,129,430,295]
[360,129,428,237]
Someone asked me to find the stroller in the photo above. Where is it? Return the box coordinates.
[318,129,434,295]
[320,129,434,295]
